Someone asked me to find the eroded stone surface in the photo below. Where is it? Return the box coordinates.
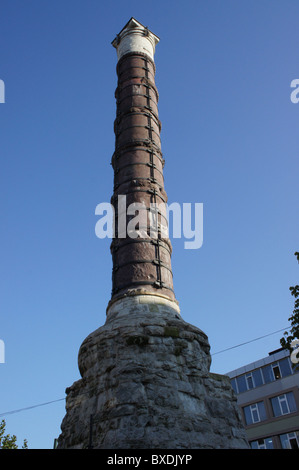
[57,296,248,449]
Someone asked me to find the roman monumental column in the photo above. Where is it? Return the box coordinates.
[57,18,248,449]
[109,18,175,307]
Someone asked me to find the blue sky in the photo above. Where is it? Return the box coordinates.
[0,0,298,449]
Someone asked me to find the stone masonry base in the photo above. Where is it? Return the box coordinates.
[57,295,248,449]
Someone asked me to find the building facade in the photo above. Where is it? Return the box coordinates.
[227,348,299,449]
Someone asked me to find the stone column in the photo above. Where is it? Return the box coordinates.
[56,19,249,449]
[109,17,175,310]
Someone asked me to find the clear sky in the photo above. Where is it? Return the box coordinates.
[0,0,298,449]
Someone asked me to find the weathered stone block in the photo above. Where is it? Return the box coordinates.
[57,295,248,449]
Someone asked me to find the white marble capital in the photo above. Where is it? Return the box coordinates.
[112,17,159,62]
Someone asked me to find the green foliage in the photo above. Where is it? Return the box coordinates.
[0,419,28,449]
[280,252,299,369]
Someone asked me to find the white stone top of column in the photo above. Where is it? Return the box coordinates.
[112,17,160,62]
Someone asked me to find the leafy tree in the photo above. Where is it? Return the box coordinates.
[280,252,299,369]
[0,420,28,449]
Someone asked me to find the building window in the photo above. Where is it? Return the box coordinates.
[236,375,247,393]
[243,401,267,425]
[231,378,238,394]
[246,373,254,390]
[261,364,274,384]
[252,368,263,387]
[234,368,264,394]
[279,358,292,378]
[272,362,281,380]
[271,392,297,417]
[279,431,299,449]
[250,437,274,449]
